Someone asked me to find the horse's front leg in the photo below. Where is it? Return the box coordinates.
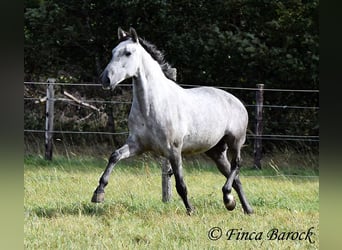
[169,153,194,215]
[91,141,140,203]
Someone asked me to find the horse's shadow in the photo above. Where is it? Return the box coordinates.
[27,200,182,218]
[27,202,109,218]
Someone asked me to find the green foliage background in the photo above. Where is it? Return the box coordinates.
[24,0,319,152]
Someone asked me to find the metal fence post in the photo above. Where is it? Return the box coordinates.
[45,78,55,160]
[254,84,264,169]
[162,159,172,202]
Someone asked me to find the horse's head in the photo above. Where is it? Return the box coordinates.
[100,27,141,90]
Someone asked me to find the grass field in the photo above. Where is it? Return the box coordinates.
[24,154,319,249]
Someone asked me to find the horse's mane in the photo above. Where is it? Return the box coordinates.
[139,38,177,81]
[118,35,177,81]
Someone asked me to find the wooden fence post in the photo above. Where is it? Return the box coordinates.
[45,78,55,160]
[162,159,172,202]
[254,84,264,169]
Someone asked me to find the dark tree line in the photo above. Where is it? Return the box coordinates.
[24,0,319,152]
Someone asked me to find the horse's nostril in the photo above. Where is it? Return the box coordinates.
[101,75,110,87]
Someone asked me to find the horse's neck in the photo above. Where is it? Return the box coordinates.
[132,51,175,116]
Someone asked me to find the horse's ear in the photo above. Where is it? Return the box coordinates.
[118,27,127,40]
[129,27,139,43]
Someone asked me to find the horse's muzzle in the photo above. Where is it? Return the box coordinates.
[102,76,110,87]
[100,72,111,90]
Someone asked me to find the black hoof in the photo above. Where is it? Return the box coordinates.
[244,208,254,215]
[91,191,105,203]
[224,194,236,211]
[186,207,195,216]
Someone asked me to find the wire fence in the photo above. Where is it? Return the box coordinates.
[23,129,319,142]
[23,81,320,92]
[24,81,319,203]
[24,81,319,143]
[24,97,319,110]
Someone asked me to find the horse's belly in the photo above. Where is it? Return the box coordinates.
[181,144,212,155]
[181,132,223,155]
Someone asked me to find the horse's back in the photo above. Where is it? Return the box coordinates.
[183,86,248,127]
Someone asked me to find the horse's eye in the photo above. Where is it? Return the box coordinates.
[125,51,131,57]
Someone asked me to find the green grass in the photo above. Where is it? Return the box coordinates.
[24,155,319,249]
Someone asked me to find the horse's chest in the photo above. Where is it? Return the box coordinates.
[128,111,172,147]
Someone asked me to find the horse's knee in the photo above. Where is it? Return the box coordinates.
[109,151,121,163]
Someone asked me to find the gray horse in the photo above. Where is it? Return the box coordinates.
[91,27,253,215]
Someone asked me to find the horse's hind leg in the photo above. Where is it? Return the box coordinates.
[233,174,253,214]
[205,141,236,211]
[91,139,140,203]
[206,140,253,214]
[227,145,253,214]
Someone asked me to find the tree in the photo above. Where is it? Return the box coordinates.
[24,0,319,151]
